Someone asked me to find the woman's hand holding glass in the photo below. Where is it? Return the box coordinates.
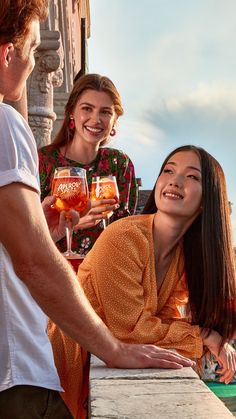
[42,195,80,243]
[73,198,119,230]
[90,176,120,228]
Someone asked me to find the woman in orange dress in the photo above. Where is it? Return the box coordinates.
[50,145,236,418]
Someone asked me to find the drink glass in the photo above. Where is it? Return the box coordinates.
[90,175,119,228]
[52,167,89,257]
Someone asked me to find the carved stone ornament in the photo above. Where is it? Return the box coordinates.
[27,30,64,149]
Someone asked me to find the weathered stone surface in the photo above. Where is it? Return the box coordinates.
[90,379,233,418]
[89,356,233,418]
[90,356,198,381]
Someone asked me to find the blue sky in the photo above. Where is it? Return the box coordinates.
[88,0,236,243]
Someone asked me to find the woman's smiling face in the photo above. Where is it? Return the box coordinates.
[155,150,202,222]
[72,89,116,146]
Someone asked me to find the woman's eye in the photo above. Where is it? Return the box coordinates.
[82,106,91,112]
[102,110,112,116]
[163,169,172,174]
[188,175,200,181]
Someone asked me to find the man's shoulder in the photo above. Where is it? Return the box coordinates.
[0,103,30,134]
[0,102,22,120]
[0,103,37,160]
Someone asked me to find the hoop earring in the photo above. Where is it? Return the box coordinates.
[69,117,75,130]
[110,128,116,137]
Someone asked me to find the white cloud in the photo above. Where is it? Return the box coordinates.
[110,116,165,162]
[146,83,236,139]
[165,84,236,111]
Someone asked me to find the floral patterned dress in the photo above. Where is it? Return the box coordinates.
[38,146,138,255]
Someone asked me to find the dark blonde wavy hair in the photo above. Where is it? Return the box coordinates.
[143,145,236,342]
[0,0,48,48]
[51,73,124,150]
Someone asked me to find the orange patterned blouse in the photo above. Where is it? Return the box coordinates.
[79,214,203,358]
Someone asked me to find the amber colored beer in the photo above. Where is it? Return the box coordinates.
[90,178,119,202]
[52,176,88,214]
[90,176,119,220]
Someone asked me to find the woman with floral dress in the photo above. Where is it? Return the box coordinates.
[39,73,137,256]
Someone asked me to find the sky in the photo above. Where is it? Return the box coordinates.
[88,0,236,243]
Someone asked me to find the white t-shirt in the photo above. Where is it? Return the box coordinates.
[0,103,62,392]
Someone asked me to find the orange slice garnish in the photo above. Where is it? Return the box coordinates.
[57,169,70,177]
[99,177,112,182]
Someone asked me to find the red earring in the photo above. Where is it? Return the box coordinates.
[69,118,75,129]
[110,128,116,137]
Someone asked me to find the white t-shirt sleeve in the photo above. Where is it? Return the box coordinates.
[0,104,40,193]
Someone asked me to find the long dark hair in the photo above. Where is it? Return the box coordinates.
[50,73,124,151]
[143,145,236,341]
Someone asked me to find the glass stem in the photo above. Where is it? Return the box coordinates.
[65,225,73,254]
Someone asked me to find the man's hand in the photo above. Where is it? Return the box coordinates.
[74,199,119,230]
[106,343,195,370]
[42,196,80,242]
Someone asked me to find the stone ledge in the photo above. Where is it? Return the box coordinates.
[90,356,198,381]
[89,356,233,418]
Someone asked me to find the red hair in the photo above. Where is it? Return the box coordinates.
[0,0,48,48]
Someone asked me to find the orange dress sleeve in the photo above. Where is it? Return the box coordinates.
[48,319,89,419]
[79,217,203,359]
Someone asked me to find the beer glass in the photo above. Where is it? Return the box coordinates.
[52,167,89,257]
[90,175,119,228]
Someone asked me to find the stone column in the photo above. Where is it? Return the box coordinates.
[27,30,63,149]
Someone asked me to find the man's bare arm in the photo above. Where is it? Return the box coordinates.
[0,182,120,362]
